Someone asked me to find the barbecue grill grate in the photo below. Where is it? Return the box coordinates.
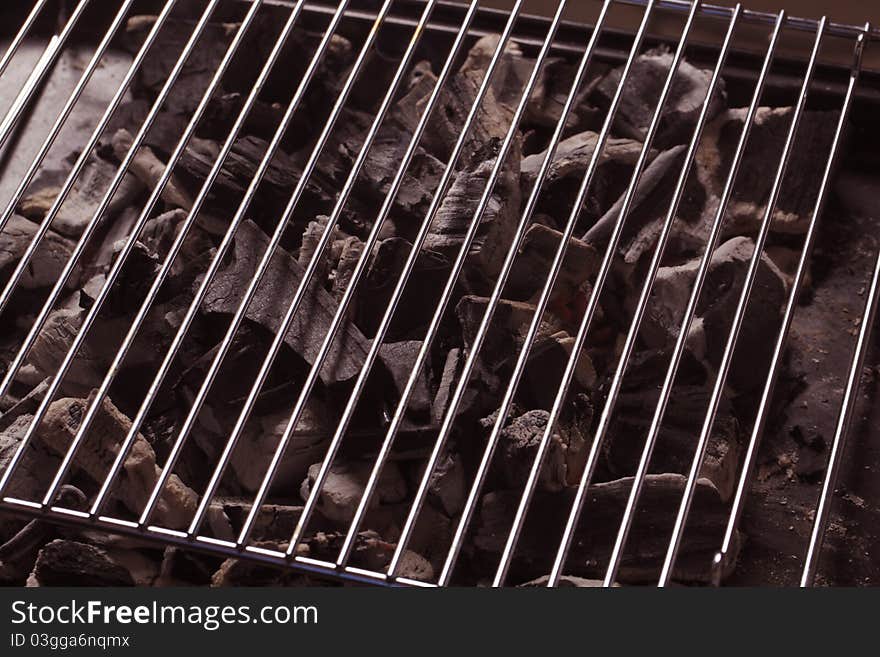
[0,0,877,587]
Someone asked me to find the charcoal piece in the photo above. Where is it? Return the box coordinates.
[122,15,236,114]
[508,223,601,306]
[0,379,48,433]
[521,332,597,409]
[330,236,364,301]
[177,134,334,223]
[378,341,432,417]
[585,144,689,257]
[396,38,514,168]
[593,48,727,149]
[112,129,193,211]
[432,348,464,426]
[0,414,61,541]
[0,216,79,291]
[482,408,587,493]
[521,131,647,230]
[299,460,406,526]
[202,92,284,142]
[475,474,741,584]
[26,309,105,397]
[641,236,787,392]
[102,101,189,158]
[36,395,197,530]
[456,295,564,376]
[357,237,451,339]
[159,547,219,586]
[606,385,742,502]
[202,220,371,384]
[314,108,445,229]
[18,154,144,238]
[30,539,134,586]
[426,138,522,279]
[229,403,331,495]
[428,452,466,517]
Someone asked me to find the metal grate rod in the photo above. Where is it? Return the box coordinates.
[0,0,93,151]
[232,0,482,552]
[0,0,192,497]
[321,0,532,568]
[0,0,52,80]
[0,0,260,502]
[713,24,871,585]
[129,0,404,532]
[41,0,312,511]
[657,15,829,587]
[801,229,880,586]
[601,10,791,588]
[496,0,731,589]
[284,0,499,560]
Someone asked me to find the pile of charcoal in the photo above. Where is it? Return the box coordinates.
[0,8,855,587]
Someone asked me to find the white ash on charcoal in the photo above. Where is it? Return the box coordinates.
[641,236,788,392]
[299,460,407,527]
[18,153,145,239]
[481,407,588,493]
[229,402,331,496]
[34,395,199,530]
[593,47,728,149]
[111,129,194,211]
[474,474,741,585]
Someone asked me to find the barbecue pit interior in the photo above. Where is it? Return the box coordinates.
[0,0,878,587]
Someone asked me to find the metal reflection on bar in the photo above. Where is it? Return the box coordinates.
[0,0,52,80]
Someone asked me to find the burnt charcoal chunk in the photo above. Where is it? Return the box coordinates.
[202,220,370,384]
[31,540,134,586]
[593,47,727,149]
[426,139,522,280]
[521,131,647,232]
[0,216,79,291]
